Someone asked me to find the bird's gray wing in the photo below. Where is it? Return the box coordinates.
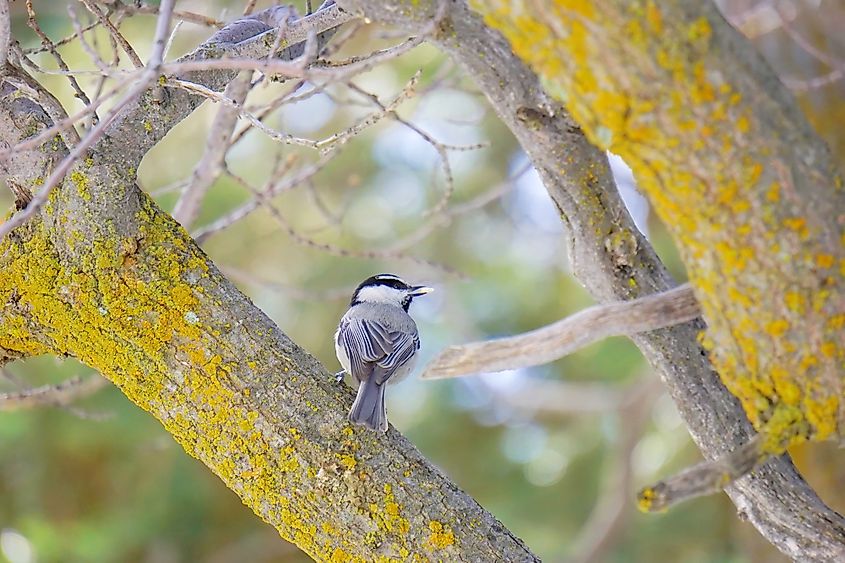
[339,318,419,385]
[338,317,393,381]
[372,330,420,384]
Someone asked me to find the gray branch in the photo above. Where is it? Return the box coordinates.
[422,283,700,380]
[336,0,845,559]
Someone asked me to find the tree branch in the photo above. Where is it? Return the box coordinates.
[0,375,107,411]
[97,1,352,173]
[335,0,845,559]
[422,283,699,380]
[638,436,765,513]
[0,4,538,560]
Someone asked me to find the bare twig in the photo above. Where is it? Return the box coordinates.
[192,154,336,243]
[422,284,700,380]
[163,34,422,80]
[24,0,92,108]
[774,4,845,91]
[79,0,144,69]
[228,169,461,275]
[22,4,221,56]
[344,80,487,217]
[172,72,253,228]
[637,435,766,513]
[0,375,107,411]
[68,4,112,75]
[164,78,318,148]
[392,162,527,251]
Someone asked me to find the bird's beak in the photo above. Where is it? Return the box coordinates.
[410,285,434,297]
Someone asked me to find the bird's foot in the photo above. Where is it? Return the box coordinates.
[333,370,346,383]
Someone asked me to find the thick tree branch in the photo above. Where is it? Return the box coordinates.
[0,5,537,560]
[422,283,700,380]
[335,0,845,559]
[0,207,539,561]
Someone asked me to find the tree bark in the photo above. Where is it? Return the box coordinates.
[471,0,844,456]
[335,0,845,560]
[0,7,538,562]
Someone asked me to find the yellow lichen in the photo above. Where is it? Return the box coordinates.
[69,170,91,201]
[0,193,416,560]
[427,521,455,550]
[473,0,844,459]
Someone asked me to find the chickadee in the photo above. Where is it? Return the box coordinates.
[334,274,433,432]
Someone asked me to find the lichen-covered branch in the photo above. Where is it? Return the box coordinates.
[0,200,537,561]
[335,0,845,559]
[472,0,844,456]
[0,4,538,560]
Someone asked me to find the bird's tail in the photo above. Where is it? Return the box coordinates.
[348,378,387,432]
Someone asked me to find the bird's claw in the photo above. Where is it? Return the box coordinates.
[333,370,346,383]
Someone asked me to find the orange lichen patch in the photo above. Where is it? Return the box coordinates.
[473,0,844,454]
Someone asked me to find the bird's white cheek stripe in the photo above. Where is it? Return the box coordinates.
[354,285,406,306]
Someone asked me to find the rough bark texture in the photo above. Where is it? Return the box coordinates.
[472,0,845,457]
[0,7,539,562]
[334,0,845,560]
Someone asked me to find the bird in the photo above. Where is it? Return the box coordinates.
[334,274,433,432]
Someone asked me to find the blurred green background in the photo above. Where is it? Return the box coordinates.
[1,1,843,562]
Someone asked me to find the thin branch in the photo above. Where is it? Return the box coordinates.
[225,168,462,275]
[192,153,335,243]
[422,283,700,380]
[774,3,845,91]
[172,71,253,228]
[0,375,107,411]
[79,0,144,69]
[385,161,529,253]
[637,435,766,513]
[21,4,221,56]
[164,77,318,148]
[24,0,92,108]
